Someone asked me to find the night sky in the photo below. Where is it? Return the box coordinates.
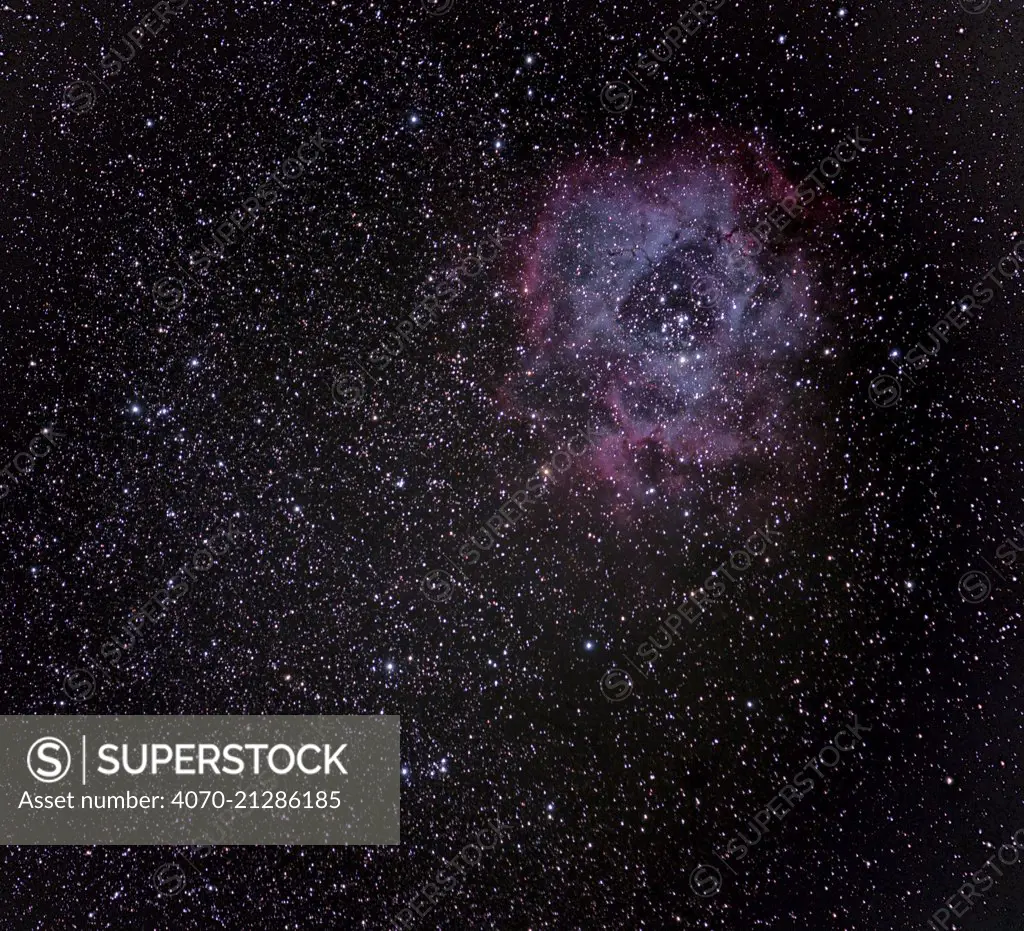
[2,0,1024,927]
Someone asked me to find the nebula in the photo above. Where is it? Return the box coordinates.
[506,136,839,519]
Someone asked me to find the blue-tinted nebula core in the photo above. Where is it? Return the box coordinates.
[509,138,835,517]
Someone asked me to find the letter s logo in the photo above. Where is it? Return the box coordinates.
[153,277,184,310]
[27,737,71,783]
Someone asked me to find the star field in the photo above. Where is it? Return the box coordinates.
[1,0,1023,928]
